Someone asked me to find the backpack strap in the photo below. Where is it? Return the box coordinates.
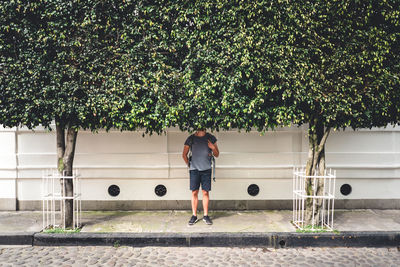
[211,155,216,182]
[205,132,212,142]
[205,133,216,182]
[187,134,194,167]
[188,134,194,152]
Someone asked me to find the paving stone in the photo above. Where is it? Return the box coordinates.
[1,246,400,266]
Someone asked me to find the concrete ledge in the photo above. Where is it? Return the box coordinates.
[33,233,188,247]
[188,233,274,247]
[17,199,400,210]
[32,232,400,248]
[20,200,293,210]
[335,199,400,209]
[0,232,33,245]
[276,231,400,248]
[0,198,16,211]
[19,200,294,210]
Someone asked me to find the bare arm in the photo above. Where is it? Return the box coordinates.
[182,145,190,166]
[208,141,219,157]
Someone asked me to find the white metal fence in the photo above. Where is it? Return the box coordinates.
[42,169,81,230]
[293,167,336,231]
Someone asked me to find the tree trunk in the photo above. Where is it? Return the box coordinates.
[304,118,330,226]
[56,119,78,228]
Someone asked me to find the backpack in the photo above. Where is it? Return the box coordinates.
[187,133,216,182]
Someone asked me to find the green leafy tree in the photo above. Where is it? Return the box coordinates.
[0,0,177,227]
[0,0,123,227]
[271,0,400,225]
[168,0,400,226]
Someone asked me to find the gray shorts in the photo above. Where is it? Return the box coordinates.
[190,169,211,191]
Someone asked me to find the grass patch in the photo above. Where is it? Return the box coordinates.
[113,240,121,248]
[291,221,340,233]
[43,227,81,234]
[295,225,340,233]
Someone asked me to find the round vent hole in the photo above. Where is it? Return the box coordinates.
[340,184,352,196]
[108,185,120,197]
[155,184,167,197]
[247,184,259,197]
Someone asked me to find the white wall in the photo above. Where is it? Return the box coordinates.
[1,125,400,209]
[0,127,17,209]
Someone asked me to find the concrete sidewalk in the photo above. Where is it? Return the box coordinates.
[1,209,400,233]
[1,210,400,247]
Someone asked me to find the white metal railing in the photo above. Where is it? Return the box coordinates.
[293,167,336,231]
[42,169,81,230]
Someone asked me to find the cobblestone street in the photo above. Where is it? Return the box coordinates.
[0,246,399,266]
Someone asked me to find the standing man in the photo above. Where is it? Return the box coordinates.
[182,129,219,225]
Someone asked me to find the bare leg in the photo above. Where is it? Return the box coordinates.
[202,190,209,216]
[191,190,199,216]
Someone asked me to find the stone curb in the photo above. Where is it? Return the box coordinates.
[27,232,400,248]
[0,232,34,245]
[276,231,400,248]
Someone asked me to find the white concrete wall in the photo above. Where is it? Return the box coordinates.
[0,127,17,210]
[1,125,400,209]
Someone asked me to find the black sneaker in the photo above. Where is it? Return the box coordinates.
[188,215,198,225]
[203,215,213,225]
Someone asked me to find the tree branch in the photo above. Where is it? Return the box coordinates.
[55,119,65,173]
[63,127,78,176]
[317,126,331,154]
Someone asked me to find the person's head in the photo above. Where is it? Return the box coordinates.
[195,128,206,136]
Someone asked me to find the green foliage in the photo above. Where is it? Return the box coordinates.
[0,0,176,134]
[272,0,400,130]
[167,1,287,132]
[113,240,121,248]
[295,225,340,234]
[105,1,184,134]
[43,227,81,234]
[1,0,399,134]
[163,0,400,133]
